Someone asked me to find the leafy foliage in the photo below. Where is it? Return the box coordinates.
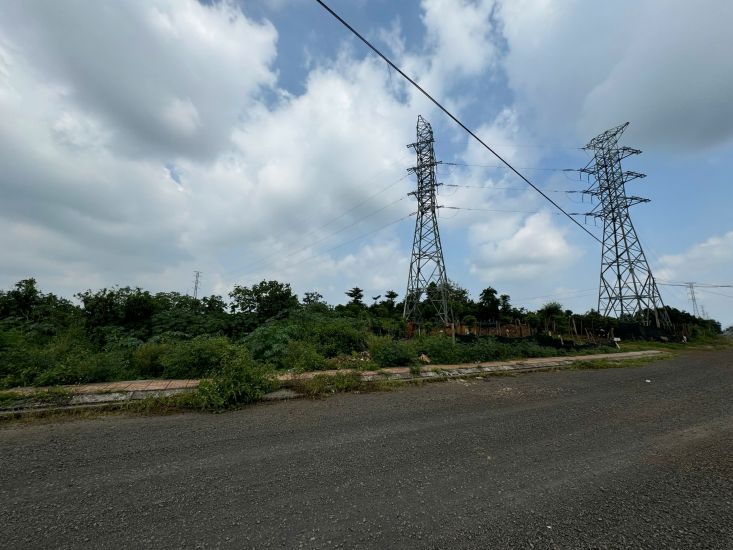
[196,349,278,410]
[368,335,413,367]
[0,278,721,390]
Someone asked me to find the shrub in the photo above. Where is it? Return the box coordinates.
[244,314,369,369]
[283,340,326,372]
[411,335,459,364]
[368,336,413,368]
[298,371,363,397]
[244,320,298,366]
[309,317,368,357]
[196,350,278,410]
[132,342,171,378]
[159,336,232,378]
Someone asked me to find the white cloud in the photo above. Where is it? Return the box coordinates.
[658,231,733,282]
[161,98,200,137]
[463,106,526,166]
[421,0,497,79]
[496,0,733,150]
[656,231,733,325]
[0,0,422,303]
[397,0,498,104]
[0,0,278,160]
[0,0,601,311]
[468,211,578,282]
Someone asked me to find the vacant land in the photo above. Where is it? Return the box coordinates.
[1,349,731,549]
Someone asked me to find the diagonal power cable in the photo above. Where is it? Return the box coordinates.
[313,0,602,244]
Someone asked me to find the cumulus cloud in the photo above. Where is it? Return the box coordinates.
[496,0,733,150]
[421,0,497,79]
[468,211,578,282]
[657,231,733,283]
[398,0,498,103]
[0,0,421,303]
[0,0,278,160]
[0,0,587,308]
[655,231,733,326]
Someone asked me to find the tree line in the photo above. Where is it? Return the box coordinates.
[0,278,721,389]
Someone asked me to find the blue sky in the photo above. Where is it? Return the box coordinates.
[1,0,732,326]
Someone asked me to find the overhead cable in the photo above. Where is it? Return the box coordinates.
[313,0,602,244]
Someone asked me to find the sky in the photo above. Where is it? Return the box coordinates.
[1,0,732,326]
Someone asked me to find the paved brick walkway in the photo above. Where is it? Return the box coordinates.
[71,379,200,394]
[12,350,661,396]
[278,350,662,381]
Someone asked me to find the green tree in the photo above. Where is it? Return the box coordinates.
[229,280,299,323]
[345,287,364,307]
[538,301,563,333]
[478,286,500,321]
[383,290,398,308]
[76,286,160,341]
[302,291,325,306]
[1,278,40,320]
[302,291,330,314]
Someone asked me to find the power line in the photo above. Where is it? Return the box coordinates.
[658,281,732,289]
[238,164,411,273]
[697,289,733,299]
[313,0,602,245]
[442,206,565,216]
[234,172,409,275]
[238,194,407,276]
[242,213,412,278]
[442,161,576,173]
[444,183,580,194]
[513,288,597,303]
[657,281,733,314]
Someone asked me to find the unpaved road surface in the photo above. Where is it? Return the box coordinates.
[2,350,732,549]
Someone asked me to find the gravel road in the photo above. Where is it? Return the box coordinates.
[1,349,731,549]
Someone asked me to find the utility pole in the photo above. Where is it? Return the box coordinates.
[403,115,453,331]
[193,270,202,300]
[580,122,670,329]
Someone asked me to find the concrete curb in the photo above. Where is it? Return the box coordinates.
[282,350,663,383]
[1,350,663,419]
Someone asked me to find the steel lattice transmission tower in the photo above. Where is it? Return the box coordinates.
[403,115,452,327]
[580,122,671,329]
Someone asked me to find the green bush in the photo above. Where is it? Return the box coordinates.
[368,336,413,368]
[283,340,326,372]
[299,371,363,397]
[159,336,232,378]
[196,350,278,410]
[308,317,368,357]
[411,335,459,364]
[244,320,298,366]
[132,342,171,378]
[244,314,369,369]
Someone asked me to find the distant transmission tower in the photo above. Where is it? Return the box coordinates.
[581,122,670,329]
[193,270,202,299]
[403,115,452,327]
[686,282,700,317]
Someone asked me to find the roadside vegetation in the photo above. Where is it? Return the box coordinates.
[0,278,723,410]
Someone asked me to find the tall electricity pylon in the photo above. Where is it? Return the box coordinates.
[403,115,452,327]
[686,282,700,317]
[193,270,201,300]
[580,122,670,329]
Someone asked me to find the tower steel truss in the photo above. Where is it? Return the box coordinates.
[581,122,670,329]
[403,115,452,326]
